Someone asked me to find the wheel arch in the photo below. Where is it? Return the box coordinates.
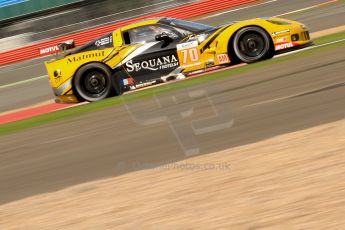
[71,61,114,100]
[227,25,274,63]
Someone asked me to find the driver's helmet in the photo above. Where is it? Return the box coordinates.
[132,26,159,43]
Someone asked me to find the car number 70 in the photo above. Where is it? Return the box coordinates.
[181,48,199,64]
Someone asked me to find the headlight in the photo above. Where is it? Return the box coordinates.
[291,34,299,41]
[300,24,308,30]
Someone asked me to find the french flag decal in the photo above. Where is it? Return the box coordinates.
[122,77,134,86]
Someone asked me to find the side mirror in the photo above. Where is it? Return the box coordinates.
[155,32,173,43]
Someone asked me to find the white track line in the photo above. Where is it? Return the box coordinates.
[201,0,339,20]
[277,38,345,57]
[312,25,345,39]
[0,99,54,116]
[275,0,338,17]
[0,55,48,71]
[0,61,44,74]
[244,79,345,108]
[0,75,47,90]
[200,0,278,19]
[29,1,191,41]
[25,0,177,24]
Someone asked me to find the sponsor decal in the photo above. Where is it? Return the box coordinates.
[276,36,287,43]
[177,40,198,50]
[180,47,199,65]
[187,69,204,76]
[182,62,202,68]
[275,42,294,51]
[272,29,290,36]
[125,54,179,72]
[39,45,59,55]
[95,35,112,47]
[135,81,156,88]
[217,54,230,64]
[67,51,105,64]
[53,69,62,84]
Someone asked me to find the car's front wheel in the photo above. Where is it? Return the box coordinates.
[232,26,272,63]
[74,63,116,102]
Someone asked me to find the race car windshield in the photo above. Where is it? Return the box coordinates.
[169,19,215,33]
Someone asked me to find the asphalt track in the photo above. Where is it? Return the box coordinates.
[0,0,345,205]
[1,0,345,113]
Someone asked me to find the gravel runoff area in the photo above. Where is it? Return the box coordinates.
[0,119,344,229]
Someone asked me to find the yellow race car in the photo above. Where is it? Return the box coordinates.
[45,17,312,103]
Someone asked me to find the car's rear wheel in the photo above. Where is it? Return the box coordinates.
[232,26,272,63]
[74,63,118,102]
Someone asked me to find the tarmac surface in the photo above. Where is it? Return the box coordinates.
[1,44,344,204]
[1,0,345,113]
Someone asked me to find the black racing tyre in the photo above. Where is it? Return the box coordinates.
[74,63,117,102]
[232,26,271,63]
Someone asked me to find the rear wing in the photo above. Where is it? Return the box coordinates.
[58,40,75,53]
[44,40,76,63]
[39,39,75,58]
[52,40,76,60]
